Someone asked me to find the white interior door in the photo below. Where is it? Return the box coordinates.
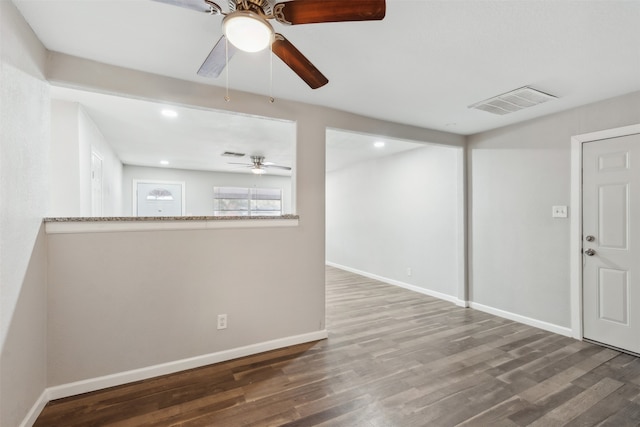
[583,133,640,353]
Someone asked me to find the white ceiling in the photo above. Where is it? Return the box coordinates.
[12,0,640,172]
[326,128,422,172]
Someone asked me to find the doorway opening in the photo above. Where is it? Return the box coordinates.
[324,128,467,305]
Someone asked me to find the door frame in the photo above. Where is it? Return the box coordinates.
[91,149,104,216]
[570,124,640,340]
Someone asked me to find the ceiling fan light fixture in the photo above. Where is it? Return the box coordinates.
[223,11,274,53]
[251,166,267,175]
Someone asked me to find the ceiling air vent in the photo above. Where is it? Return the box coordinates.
[221,151,245,157]
[469,86,557,115]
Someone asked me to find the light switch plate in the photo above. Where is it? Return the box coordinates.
[552,205,568,218]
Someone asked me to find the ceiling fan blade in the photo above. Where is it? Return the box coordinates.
[153,0,222,14]
[271,34,328,89]
[273,0,385,25]
[265,165,292,171]
[197,35,237,78]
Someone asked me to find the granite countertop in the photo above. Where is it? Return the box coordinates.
[45,214,299,222]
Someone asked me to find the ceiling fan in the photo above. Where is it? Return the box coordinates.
[229,155,292,174]
[153,0,386,89]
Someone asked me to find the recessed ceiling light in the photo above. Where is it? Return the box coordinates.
[374,141,385,148]
[160,160,170,165]
[161,109,178,118]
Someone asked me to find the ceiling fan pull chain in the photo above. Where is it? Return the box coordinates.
[224,36,230,102]
[269,42,275,103]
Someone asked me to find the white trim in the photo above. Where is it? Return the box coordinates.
[44,218,299,234]
[133,179,186,216]
[326,261,468,307]
[20,390,49,427]
[46,330,327,401]
[90,149,104,217]
[570,124,640,340]
[569,135,584,340]
[469,302,573,337]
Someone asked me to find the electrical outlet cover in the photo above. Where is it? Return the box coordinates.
[552,205,568,218]
[217,314,227,330]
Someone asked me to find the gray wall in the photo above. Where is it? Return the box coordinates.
[0,2,50,426]
[47,226,316,385]
[122,165,293,216]
[43,53,463,390]
[18,0,640,420]
[326,144,460,299]
[4,5,638,421]
[1,8,463,420]
[468,91,640,328]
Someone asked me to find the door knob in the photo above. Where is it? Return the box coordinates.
[585,248,596,256]
[586,235,595,242]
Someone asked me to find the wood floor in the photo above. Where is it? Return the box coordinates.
[35,266,640,426]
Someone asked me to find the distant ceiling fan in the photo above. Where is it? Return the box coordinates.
[153,0,386,89]
[229,155,291,174]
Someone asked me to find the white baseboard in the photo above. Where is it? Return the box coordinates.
[326,261,468,307]
[20,389,49,427]
[45,330,327,402]
[326,262,571,337]
[469,302,572,337]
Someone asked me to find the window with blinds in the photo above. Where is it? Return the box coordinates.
[213,187,282,216]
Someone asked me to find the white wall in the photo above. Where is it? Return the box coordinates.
[49,100,123,217]
[0,2,50,426]
[326,144,460,299]
[468,91,640,329]
[79,106,123,216]
[49,100,80,216]
[122,165,292,216]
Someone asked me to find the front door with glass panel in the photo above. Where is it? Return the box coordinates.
[135,181,184,216]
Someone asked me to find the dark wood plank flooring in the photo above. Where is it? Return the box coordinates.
[35,266,640,426]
